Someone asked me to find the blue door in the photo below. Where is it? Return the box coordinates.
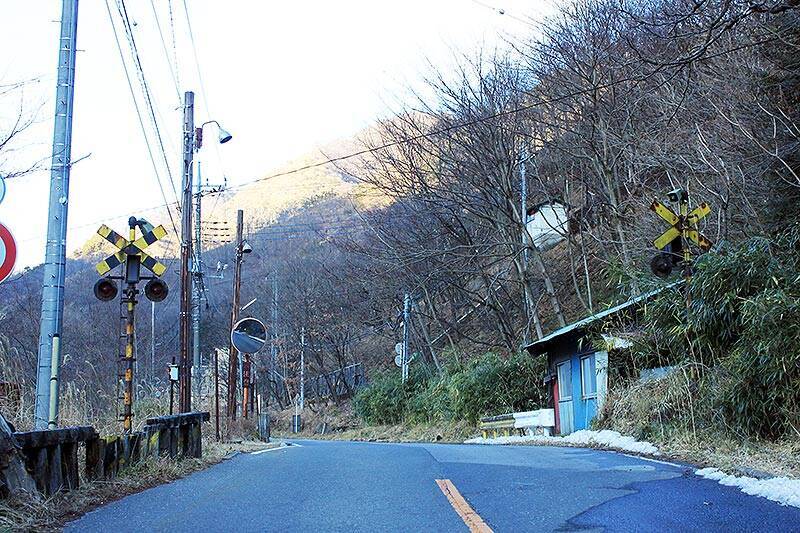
[557,361,574,435]
[573,353,598,430]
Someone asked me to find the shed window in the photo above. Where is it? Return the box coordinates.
[581,355,597,398]
[557,362,571,400]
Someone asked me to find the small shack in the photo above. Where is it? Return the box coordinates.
[525,287,665,435]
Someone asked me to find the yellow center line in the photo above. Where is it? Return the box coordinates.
[435,479,493,533]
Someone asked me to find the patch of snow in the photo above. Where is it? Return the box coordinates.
[695,467,800,508]
[465,435,543,445]
[465,429,660,456]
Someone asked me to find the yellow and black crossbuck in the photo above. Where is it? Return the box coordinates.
[650,200,713,252]
[95,224,168,277]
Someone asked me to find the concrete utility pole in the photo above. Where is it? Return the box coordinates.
[192,161,203,400]
[520,146,529,267]
[179,90,194,413]
[226,209,244,420]
[402,293,411,382]
[299,326,305,410]
[520,147,529,346]
[35,0,79,430]
[270,273,279,400]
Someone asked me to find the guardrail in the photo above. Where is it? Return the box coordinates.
[478,409,555,439]
[143,412,209,459]
[14,426,98,495]
[0,411,210,498]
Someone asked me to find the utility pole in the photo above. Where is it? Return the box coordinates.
[34,0,79,430]
[226,209,244,420]
[214,349,220,440]
[192,161,203,401]
[520,146,529,346]
[299,326,305,410]
[179,90,194,413]
[520,146,529,267]
[270,273,279,399]
[402,293,411,382]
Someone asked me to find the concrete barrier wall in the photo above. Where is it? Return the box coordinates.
[479,408,555,438]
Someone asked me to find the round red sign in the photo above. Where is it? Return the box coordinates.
[0,222,17,284]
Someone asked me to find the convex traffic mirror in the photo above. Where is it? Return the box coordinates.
[230,317,267,354]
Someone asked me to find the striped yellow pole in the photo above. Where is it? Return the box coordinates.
[680,197,691,276]
[122,225,137,433]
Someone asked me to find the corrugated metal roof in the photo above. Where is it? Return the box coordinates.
[526,283,680,353]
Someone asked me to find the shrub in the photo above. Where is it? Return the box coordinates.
[627,227,800,439]
[448,352,546,423]
[352,370,407,425]
[354,351,547,426]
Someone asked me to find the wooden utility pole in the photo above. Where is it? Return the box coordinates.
[242,356,251,418]
[226,209,244,420]
[179,90,195,413]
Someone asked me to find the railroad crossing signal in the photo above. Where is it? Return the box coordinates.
[651,200,713,252]
[92,217,169,433]
[650,189,713,279]
[95,223,168,278]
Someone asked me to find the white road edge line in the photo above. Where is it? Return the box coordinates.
[251,445,289,455]
[622,453,682,468]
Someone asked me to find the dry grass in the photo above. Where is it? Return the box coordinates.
[268,402,479,444]
[317,421,477,443]
[598,363,800,478]
[0,438,274,532]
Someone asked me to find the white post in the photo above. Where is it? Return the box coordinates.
[300,326,305,410]
[402,293,411,382]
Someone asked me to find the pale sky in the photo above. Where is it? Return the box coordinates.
[0,0,558,271]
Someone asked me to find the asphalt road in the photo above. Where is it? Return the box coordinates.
[67,439,800,532]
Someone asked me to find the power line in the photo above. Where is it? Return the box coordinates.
[115,0,182,208]
[149,0,182,104]
[19,45,722,251]
[182,0,230,187]
[467,0,540,28]
[204,57,707,199]
[105,0,180,237]
[168,0,182,93]
[181,0,210,117]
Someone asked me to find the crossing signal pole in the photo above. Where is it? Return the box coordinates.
[93,217,169,432]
